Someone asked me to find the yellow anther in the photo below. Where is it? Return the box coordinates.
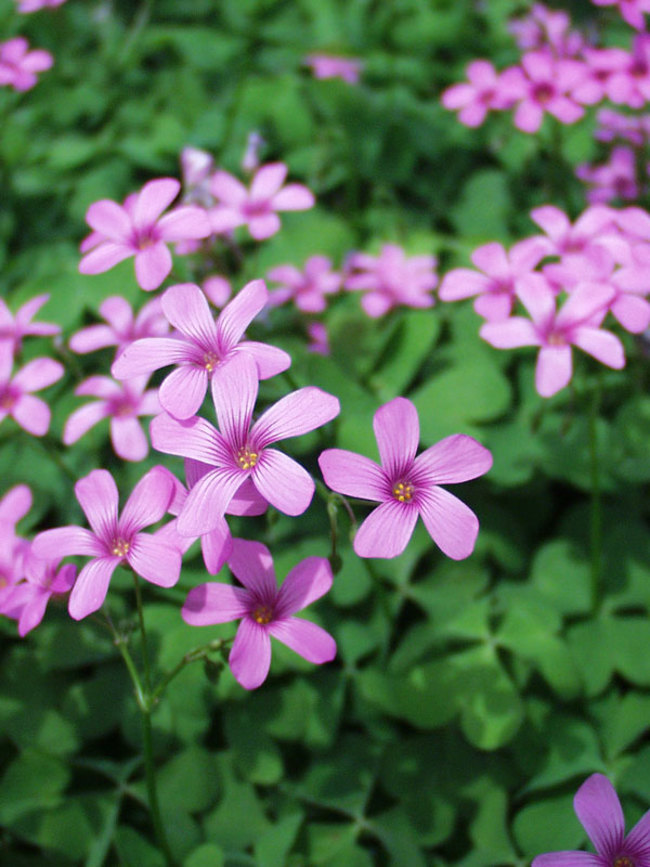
[252,605,273,625]
[237,447,258,470]
[393,481,414,502]
[111,538,130,557]
[203,352,219,372]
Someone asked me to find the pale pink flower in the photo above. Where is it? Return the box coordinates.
[79,178,211,291]
[0,348,63,436]
[306,322,330,356]
[609,242,650,331]
[241,131,265,173]
[529,204,622,270]
[69,295,169,358]
[605,35,650,108]
[441,60,521,127]
[595,107,649,145]
[344,244,438,317]
[0,485,32,610]
[267,256,342,313]
[182,538,336,690]
[150,353,340,536]
[591,0,650,30]
[1,551,75,636]
[319,397,492,560]
[576,47,633,107]
[180,146,214,206]
[0,37,53,91]
[0,293,60,354]
[438,239,547,321]
[32,466,182,620]
[304,54,362,84]
[63,375,160,462]
[111,280,290,420]
[16,0,67,11]
[576,146,641,204]
[480,280,625,397]
[509,3,584,56]
[209,163,315,240]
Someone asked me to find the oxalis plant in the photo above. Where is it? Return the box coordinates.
[4,0,650,865]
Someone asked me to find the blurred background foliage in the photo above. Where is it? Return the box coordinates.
[1,0,649,865]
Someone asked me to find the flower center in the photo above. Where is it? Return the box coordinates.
[111,538,130,557]
[614,858,635,867]
[0,387,16,410]
[393,481,414,502]
[203,352,219,372]
[0,575,7,589]
[252,604,274,625]
[237,446,258,470]
[547,331,566,346]
[533,82,554,104]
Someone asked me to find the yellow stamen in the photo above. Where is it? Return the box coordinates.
[237,447,258,470]
[614,858,635,867]
[111,538,130,557]
[252,604,273,625]
[203,352,219,372]
[393,481,414,502]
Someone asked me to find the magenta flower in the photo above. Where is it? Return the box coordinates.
[182,538,336,690]
[532,773,650,866]
[63,375,160,462]
[306,321,330,356]
[529,204,622,270]
[32,466,182,620]
[441,60,520,127]
[150,353,340,536]
[0,485,32,605]
[0,349,64,436]
[1,551,76,637]
[69,295,169,358]
[304,54,362,84]
[504,51,588,133]
[591,0,650,30]
[576,147,640,205]
[209,163,315,240]
[480,280,625,397]
[319,397,492,560]
[16,0,67,11]
[438,239,547,321]
[111,279,290,420]
[78,178,211,291]
[606,35,650,108]
[344,244,438,317]
[0,38,53,91]
[0,294,60,354]
[509,3,584,57]
[267,255,342,313]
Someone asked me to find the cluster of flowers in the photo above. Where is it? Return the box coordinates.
[439,202,650,396]
[441,1,650,134]
[0,0,67,92]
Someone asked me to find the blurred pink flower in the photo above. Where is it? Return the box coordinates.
[209,163,315,240]
[304,54,362,84]
[16,0,67,11]
[306,322,330,356]
[509,3,584,56]
[267,255,342,313]
[1,551,76,637]
[576,146,641,204]
[0,348,63,436]
[0,37,53,91]
[344,244,438,317]
[591,0,650,29]
[63,375,160,462]
[69,295,169,359]
[180,146,214,205]
[79,178,211,291]
[0,293,60,354]
[605,35,650,108]
[241,131,265,173]
[441,60,522,127]
[319,397,492,559]
[0,485,32,611]
[32,467,181,620]
[112,280,290,420]
[183,538,336,690]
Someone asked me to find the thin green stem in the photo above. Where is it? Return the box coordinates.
[151,638,228,704]
[588,382,602,616]
[133,574,153,693]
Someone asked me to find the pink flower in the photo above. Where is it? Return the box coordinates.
[319,397,492,560]
[0,348,64,436]
[267,256,342,313]
[209,163,315,240]
[32,466,182,620]
[529,204,622,270]
[69,295,169,358]
[591,0,650,30]
[111,280,290,420]
[180,146,214,206]
[150,353,340,536]
[509,3,584,56]
[0,293,60,354]
[595,107,649,145]
[16,0,67,11]
[0,37,53,91]
[63,375,160,461]
[1,551,75,636]
[441,60,520,127]
[304,54,362,84]
[241,131,265,174]
[605,35,650,108]
[576,146,641,204]
[0,485,32,609]
[505,51,588,133]
[182,538,336,689]
[79,178,211,291]
[438,239,547,321]
[480,280,625,397]
[609,242,650,332]
[306,321,330,356]
[344,244,438,317]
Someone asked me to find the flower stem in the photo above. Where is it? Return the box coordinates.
[588,381,602,615]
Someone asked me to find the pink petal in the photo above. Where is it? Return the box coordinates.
[417,486,479,560]
[12,394,51,436]
[63,401,109,445]
[252,387,340,448]
[373,397,419,476]
[75,469,119,542]
[177,467,245,536]
[79,242,134,275]
[611,294,650,333]
[248,213,282,240]
[69,324,119,354]
[110,416,148,461]
[438,268,492,301]
[211,353,258,446]
[414,434,493,484]
[229,618,272,689]
[209,207,246,234]
[531,854,604,866]
[271,184,315,211]
[150,412,229,466]
[100,295,133,331]
[473,292,514,321]
[556,282,614,328]
[0,484,32,524]
[32,526,102,559]
[161,283,218,346]
[182,582,250,625]
[571,327,625,369]
[68,557,119,620]
[201,520,233,574]
[251,449,315,516]
[210,170,248,205]
[14,357,64,392]
[21,50,54,73]
[75,376,121,399]
[227,477,268,516]
[157,206,211,241]
[353,500,419,558]
[480,317,541,349]
[471,242,510,279]
[127,534,181,587]
[85,200,132,240]
[530,205,571,242]
[573,774,624,859]
[228,538,277,597]
[250,163,288,200]
[119,465,174,536]
[318,448,387,501]
[235,341,292,379]
[159,365,208,420]
[536,345,573,397]
[276,557,333,617]
[112,337,191,379]
[17,590,50,637]
[268,618,336,664]
[134,242,173,291]
[216,279,267,350]
[625,809,650,856]
[133,178,180,230]
[513,99,544,133]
